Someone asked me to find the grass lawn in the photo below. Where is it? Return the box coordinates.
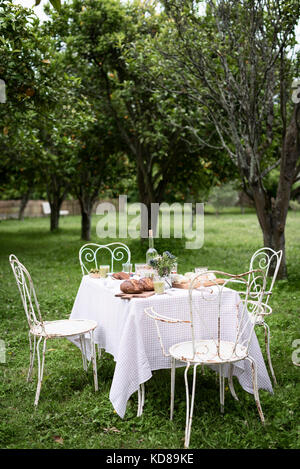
[0,209,299,449]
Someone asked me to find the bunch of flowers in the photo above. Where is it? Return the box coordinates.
[149,251,177,277]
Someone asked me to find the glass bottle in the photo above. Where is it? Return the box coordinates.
[146,229,158,265]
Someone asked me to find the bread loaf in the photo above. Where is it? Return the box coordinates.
[138,277,154,291]
[120,279,143,294]
[112,272,130,280]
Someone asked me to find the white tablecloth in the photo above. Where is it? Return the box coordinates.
[69,275,273,418]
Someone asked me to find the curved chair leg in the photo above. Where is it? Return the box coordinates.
[27,332,36,382]
[137,383,145,417]
[184,363,191,448]
[246,356,265,424]
[170,357,176,420]
[34,337,47,406]
[89,330,98,392]
[137,386,141,417]
[141,383,145,413]
[184,363,199,449]
[219,364,225,414]
[228,363,239,401]
[263,322,277,386]
[80,335,88,372]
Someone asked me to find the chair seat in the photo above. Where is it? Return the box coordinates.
[30,319,97,338]
[169,339,248,364]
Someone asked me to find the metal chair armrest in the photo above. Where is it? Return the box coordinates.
[144,307,190,324]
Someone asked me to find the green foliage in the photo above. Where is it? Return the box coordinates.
[160,0,300,199]
[45,0,226,207]
[36,0,61,12]
[289,200,300,211]
[208,182,239,214]
[1,0,300,257]
[263,169,281,199]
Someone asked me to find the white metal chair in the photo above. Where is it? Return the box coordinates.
[9,254,98,406]
[79,242,131,275]
[248,248,283,385]
[145,270,267,448]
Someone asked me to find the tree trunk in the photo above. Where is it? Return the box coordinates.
[47,176,68,232]
[260,213,287,279]
[252,185,287,278]
[18,189,31,221]
[49,200,61,231]
[263,220,287,279]
[81,209,92,241]
[136,166,159,240]
[250,102,300,279]
[78,195,94,241]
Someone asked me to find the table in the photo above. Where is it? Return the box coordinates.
[69,275,273,418]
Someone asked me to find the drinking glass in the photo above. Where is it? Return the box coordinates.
[153,277,165,294]
[122,262,132,274]
[195,267,208,274]
[142,270,155,278]
[135,263,148,275]
[99,265,110,278]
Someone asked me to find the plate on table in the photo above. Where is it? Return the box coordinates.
[172,278,225,289]
[115,291,156,300]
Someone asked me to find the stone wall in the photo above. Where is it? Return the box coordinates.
[0,199,118,220]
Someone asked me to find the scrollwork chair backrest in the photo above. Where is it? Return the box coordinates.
[79,242,131,275]
[249,248,282,304]
[9,254,44,330]
[188,270,266,361]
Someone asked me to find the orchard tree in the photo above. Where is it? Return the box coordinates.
[72,118,131,241]
[46,0,226,236]
[0,110,43,220]
[36,59,95,231]
[0,0,52,207]
[160,0,300,277]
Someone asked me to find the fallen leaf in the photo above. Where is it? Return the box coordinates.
[53,436,64,444]
[103,427,121,434]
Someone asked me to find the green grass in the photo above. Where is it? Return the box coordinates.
[0,211,299,449]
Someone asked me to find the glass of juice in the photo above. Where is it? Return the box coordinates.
[153,277,165,295]
[99,265,110,278]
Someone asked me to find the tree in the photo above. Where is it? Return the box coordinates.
[0,112,42,220]
[48,0,225,237]
[161,0,300,277]
[0,0,51,208]
[36,62,94,231]
[72,119,130,240]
